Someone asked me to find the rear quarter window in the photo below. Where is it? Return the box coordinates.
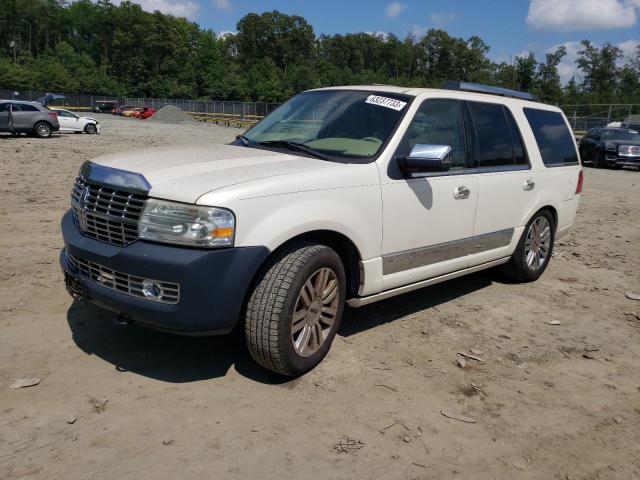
[523,108,579,167]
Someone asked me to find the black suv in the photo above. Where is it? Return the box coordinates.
[579,127,640,169]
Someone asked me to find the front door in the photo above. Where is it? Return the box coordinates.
[381,98,479,291]
[581,129,600,161]
[56,110,79,130]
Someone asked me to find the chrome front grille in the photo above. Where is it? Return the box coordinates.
[68,253,180,304]
[71,177,146,246]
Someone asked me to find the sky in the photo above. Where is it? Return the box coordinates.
[125,0,640,82]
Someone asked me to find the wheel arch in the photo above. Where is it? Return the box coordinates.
[258,229,363,298]
[33,120,53,130]
[537,205,558,230]
[32,120,54,137]
[521,204,558,232]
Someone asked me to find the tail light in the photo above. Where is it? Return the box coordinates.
[48,112,58,119]
[575,169,584,194]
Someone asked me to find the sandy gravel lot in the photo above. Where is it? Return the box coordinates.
[1,116,639,480]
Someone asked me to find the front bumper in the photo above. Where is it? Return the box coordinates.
[60,210,269,335]
[605,154,640,167]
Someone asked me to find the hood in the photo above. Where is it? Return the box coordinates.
[89,144,333,203]
[605,140,640,147]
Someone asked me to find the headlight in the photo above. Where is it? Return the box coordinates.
[605,142,616,151]
[138,199,235,248]
[618,145,633,156]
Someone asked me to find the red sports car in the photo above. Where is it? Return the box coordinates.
[132,107,157,119]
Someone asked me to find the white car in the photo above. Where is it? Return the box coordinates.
[51,108,100,134]
[60,82,582,376]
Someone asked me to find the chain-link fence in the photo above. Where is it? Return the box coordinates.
[4,90,638,132]
[559,104,640,132]
[0,89,280,121]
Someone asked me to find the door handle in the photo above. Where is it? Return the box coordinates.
[453,185,470,199]
[523,179,535,191]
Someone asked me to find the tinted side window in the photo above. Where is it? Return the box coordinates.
[396,99,467,170]
[523,108,579,166]
[0,103,8,112]
[16,104,39,112]
[468,102,516,167]
[505,108,527,166]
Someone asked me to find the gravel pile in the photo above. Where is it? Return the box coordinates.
[148,105,198,124]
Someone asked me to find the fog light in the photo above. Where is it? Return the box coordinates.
[142,279,163,299]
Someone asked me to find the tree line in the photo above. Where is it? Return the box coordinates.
[1,0,638,105]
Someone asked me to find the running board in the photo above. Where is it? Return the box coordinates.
[347,257,510,308]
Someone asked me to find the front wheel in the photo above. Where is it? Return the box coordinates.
[84,123,97,134]
[244,243,346,376]
[33,122,52,138]
[500,210,555,283]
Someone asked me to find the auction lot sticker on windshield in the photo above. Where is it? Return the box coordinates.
[365,95,407,111]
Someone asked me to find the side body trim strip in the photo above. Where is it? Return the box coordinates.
[382,228,514,275]
[348,257,510,308]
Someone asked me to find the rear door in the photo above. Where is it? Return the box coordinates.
[467,101,534,266]
[11,103,40,130]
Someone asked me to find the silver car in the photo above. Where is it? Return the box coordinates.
[0,100,60,138]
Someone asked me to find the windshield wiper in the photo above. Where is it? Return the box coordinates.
[258,140,329,160]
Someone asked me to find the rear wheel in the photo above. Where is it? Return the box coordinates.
[33,122,52,138]
[84,123,97,134]
[244,243,346,376]
[500,210,555,283]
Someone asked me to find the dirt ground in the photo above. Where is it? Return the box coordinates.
[1,115,639,480]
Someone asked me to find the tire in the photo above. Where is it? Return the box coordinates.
[244,243,346,376]
[33,122,52,138]
[500,210,555,283]
[84,123,97,134]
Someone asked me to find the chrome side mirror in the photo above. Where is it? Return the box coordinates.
[399,144,452,173]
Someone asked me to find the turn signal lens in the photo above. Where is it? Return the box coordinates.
[213,227,234,238]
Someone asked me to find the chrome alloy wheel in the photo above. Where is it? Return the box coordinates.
[36,123,51,137]
[525,216,551,271]
[291,267,339,357]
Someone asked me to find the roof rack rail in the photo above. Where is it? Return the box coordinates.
[442,81,539,102]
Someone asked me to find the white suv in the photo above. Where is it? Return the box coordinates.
[60,83,583,376]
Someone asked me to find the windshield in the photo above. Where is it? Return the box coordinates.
[603,129,640,142]
[242,90,411,161]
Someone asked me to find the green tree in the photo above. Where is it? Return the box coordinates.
[576,40,622,101]
[235,10,315,73]
[535,46,566,103]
